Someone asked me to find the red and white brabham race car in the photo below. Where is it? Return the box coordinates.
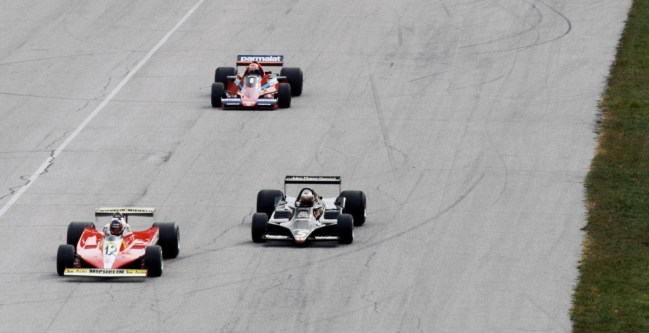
[211,55,303,110]
[56,207,179,278]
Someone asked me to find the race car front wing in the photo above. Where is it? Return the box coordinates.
[264,235,339,241]
[221,98,278,108]
[64,268,148,277]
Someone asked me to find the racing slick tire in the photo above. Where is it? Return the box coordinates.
[278,83,291,108]
[145,245,163,277]
[153,222,180,259]
[256,189,284,218]
[211,82,224,108]
[67,222,96,246]
[251,213,269,243]
[214,66,236,86]
[339,190,367,226]
[57,244,75,276]
[337,214,354,244]
[280,67,303,96]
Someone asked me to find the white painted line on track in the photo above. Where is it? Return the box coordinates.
[0,0,208,219]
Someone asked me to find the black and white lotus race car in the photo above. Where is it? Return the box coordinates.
[252,176,367,244]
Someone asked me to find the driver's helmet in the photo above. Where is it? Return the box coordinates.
[245,63,264,76]
[299,189,315,207]
[110,213,125,236]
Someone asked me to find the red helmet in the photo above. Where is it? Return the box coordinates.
[246,62,264,76]
[299,190,315,206]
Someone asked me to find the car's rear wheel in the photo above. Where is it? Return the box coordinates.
[256,189,284,218]
[337,214,354,244]
[57,244,75,276]
[211,82,224,107]
[280,67,303,96]
[67,222,95,246]
[153,222,180,259]
[277,83,291,108]
[145,246,163,277]
[251,213,269,243]
[339,190,367,226]
[214,67,236,86]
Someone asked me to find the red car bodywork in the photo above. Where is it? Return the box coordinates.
[75,227,159,269]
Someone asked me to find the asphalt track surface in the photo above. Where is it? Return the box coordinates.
[0,0,631,332]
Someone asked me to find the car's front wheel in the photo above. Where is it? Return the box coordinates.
[337,214,354,244]
[251,213,269,243]
[57,244,75,276]
[144,246,163,277]
[277,83,291,108]
[211,82,224,108]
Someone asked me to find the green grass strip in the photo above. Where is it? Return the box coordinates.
[572,0,649,331]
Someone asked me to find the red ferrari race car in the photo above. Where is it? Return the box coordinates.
[56,207,179,278]
[211,55,303,109]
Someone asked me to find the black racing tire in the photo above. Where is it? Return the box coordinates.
[211,82,224,108]
[337,214,354,244]
[153,222,180,259]
[339,190,367,226]
[280,67,303,96]
[57,244,75,276]
[67,222,95,246]
[251,213,269,243]
[277,83,291,108]
[145,245,163,277]
[214,67,236,86]
[256,189,284,217]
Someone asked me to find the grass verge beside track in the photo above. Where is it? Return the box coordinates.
[571,0,649,331]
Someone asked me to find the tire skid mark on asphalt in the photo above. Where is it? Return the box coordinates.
[467,0,572,54]
[531,0,572,46]
[481,50,520,208]
[459,0,544,50]
[369,74,393,170]
[363,171,426,243]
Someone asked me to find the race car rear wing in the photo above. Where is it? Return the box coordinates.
[284,176,342,193]
[95,207,155,222]
[236,54,284,75]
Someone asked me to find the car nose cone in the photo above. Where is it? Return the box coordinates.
[292,229,310,243]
